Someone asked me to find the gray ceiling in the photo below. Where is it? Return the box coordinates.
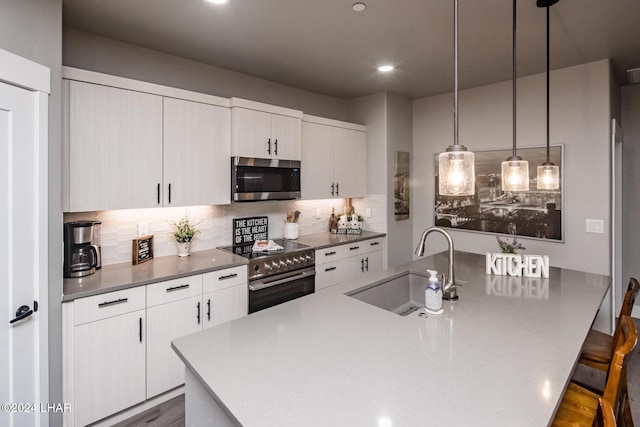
[63,0,640,100]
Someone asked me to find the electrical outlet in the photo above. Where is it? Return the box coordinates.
[586,219,604,234]
[137,222,149,237]
[366,208,372,218]
[315,208,321,219]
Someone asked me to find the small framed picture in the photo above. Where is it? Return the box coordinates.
[132,235,154,265]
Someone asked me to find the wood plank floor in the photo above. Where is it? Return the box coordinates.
[118,318,640,426]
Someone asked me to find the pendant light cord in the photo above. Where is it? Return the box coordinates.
[512,0,517,158]
[454,0,459,147]
[546,3,550,163]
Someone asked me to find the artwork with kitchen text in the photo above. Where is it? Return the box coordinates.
[434,145,563,241]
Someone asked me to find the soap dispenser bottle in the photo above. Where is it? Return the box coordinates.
[425,269,443,314]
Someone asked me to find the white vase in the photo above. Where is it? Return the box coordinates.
[177,241,191,257]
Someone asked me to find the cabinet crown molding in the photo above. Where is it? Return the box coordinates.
[230,97,303,119]
[303,114,366,132]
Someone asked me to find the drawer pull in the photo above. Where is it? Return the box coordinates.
[98,298,128,308]
[324,267,337,272]
[139,317,143,343]
[350,246,360,251]
[207,299,211,321]
[218,273,238,281]
[197,302,201,325]
[166,284,190,292]
[325,251,336,256]
[370,241,380,246]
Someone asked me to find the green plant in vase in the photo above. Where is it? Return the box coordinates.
[171,211,201,257]
[496,235,525,254]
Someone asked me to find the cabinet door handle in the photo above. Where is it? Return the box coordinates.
[361,258,365,272]
[166,284,190,292]
[267,138,271,155]
[365,257,369,271]
[98,297,128,308]
[207,299,211,321]
[336,182,339,196]
[218,273,238,281]
[325,251,336,256]
[168,183,172,204]
[331,183,335,197]
[324,266,337,272]
[274,139,278,156]
[139,317,143,343]
[157,183,160,204]
[370,241,380,246]
[197,302,201,325]
[350,246,360,251]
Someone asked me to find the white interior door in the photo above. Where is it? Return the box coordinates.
[0,49,49,427]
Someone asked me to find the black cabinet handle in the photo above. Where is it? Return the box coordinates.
[218,273,238,281]
[197,302,201,325]
[207,299,211,321]
[331,183,335,197]
[336,182,339,196]
[168,183,172,204]
[166,284,190,292]
[267,138,271,155]
[9,305,33,324]
[274,139,278,156]
[370,241,380,246]
[325,266,337,272]
[98,297,128,308]
[325,251,336,256]
[361,258,365,272]
[350,246,360,251]
[139,317,143,342]
[157,183,160,204]
[365,257,369,271]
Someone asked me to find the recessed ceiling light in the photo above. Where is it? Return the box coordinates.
[378,65,394,73]
[352,3,366,12]
[206,0,228,4]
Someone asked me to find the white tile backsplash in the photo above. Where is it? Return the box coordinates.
[63,197,387,266]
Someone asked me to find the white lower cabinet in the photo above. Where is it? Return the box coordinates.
[64,266,247,426]
[70,287,146,427]
[315,237,384,290]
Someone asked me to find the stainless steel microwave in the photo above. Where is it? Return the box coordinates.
[231,157,301,202]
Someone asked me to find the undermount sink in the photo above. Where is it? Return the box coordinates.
[347,271,429,316]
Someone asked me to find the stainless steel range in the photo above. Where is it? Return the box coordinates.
[218,239,315,313]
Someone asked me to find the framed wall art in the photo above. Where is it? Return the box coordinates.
[394,151,410,221]
[434,145,564,241]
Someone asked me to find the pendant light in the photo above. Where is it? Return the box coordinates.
[536,0,560,190]
[501,0,529,192]
[438,0,475,196]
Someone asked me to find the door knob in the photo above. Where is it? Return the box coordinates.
[9,302,37,324]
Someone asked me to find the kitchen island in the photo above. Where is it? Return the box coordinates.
[171,251,609,426]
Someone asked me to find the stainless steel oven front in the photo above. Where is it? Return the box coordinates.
[248,266,315,314]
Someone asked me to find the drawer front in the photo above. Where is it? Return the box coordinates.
[316,245,347,264]
[362,237,384,253]
[343,242,365,257]
[203,265,247,293]
[147,274,203,307]
[316,262,341,290]
[74,286,146,325]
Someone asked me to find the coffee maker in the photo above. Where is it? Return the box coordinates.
[64,221,100,278]
[90,220,102,270]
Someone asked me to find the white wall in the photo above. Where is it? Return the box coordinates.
[0,0,63,425]
[63,28,354,122]
[413,60,613,276]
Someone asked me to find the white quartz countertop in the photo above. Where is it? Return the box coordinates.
[172,251,609,426]
[294,230,386,249]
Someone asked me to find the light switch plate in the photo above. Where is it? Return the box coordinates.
[137,222,149,237]
[315,208,322,219]
[586,219,604,234]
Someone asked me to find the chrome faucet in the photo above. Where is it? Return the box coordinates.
[414,227,458,300]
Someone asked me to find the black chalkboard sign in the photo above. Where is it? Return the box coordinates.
[132,235,154,265]
[233,216,268,246]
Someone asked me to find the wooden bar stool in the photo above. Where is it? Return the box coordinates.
[552,315,637,426]
[595,398,617,427]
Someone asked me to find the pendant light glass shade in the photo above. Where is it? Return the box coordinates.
[439,146,475,196]
[536,0,560,190]
[502,0,529,192]
[438,0,475,196]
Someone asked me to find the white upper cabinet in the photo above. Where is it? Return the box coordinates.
[301,115,367,200]
[163,97,230,207]
[230,98,302,160]
[63,67,231,212]
[66,80,164,211]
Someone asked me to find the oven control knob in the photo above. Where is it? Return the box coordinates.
[264,263,271,272]
[271,261,280,270]
[279,260,287,267]
[305,254,313,262]
[286,259,294,266]
[254,265,261,272]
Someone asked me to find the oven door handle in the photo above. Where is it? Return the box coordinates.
[249,269,315,292]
